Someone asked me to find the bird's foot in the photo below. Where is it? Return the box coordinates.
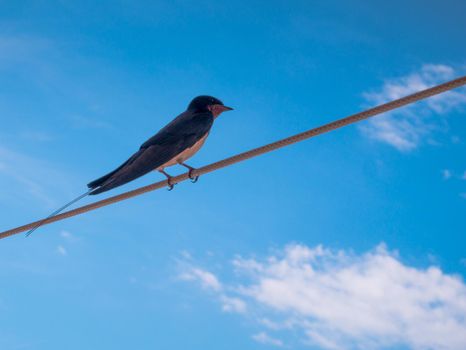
[179,162,199,183]
[167,180,175,191]
[188,169,199,183]
[159,170,176,191]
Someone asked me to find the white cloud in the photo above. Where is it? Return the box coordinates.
[179,267,222,292]
[252,332,284,347]
[60,230,73,239]
[59,230,80,243]
[183,244,466,350]
[178,263,248,314]
[220,295,247,314]
[56,245,67,256]
[360,64,466,151]
[258,317,294,331]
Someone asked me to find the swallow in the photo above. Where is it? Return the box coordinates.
[26,95,233,236]
[88,95,233,193]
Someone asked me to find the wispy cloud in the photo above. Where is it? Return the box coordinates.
[252,332,284,347]
[360,64,466,151]
[60,230,73,239]
[220,295,247,314]
[182,243,466,350]
[59,230,80,243]
[56,245,67,256]
[439,169,466,198]
[178,263,247,314]
[441,169,466,181]
[179,267,222,292]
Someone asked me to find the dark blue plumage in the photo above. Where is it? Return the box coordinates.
[88,111,214,194]
[88,95,231,194]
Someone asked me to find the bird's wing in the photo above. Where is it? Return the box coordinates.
[138,110,211,149]
[88,111,213,194]
[86,149,145,189]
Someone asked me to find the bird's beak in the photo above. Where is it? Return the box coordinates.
[208,104,234,117]
[220,105,234,111]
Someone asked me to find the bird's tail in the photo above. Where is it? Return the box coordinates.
[25,189,95,237]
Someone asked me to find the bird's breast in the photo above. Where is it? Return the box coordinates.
[157,133,209,170]
[177,132,209,161]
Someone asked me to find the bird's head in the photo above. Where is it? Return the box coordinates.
[188,95,233,117]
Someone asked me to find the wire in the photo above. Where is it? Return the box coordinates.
[1,76,465,240]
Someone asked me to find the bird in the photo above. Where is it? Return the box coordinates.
[26,95,233,236]
[88,95,233,193]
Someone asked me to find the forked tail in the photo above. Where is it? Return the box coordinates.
[25,188,96,237]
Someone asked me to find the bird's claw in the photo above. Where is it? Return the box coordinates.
[179,162,199,183]
[159,170,176,191]
[188,169,199,183]
[166,178,176,191]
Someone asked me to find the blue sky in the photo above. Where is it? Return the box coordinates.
[0,1,466,349]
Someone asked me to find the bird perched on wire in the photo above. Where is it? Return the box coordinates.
[26,95,233,236]
[89,95,233,193]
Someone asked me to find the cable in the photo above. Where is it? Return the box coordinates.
[1,76,465,240]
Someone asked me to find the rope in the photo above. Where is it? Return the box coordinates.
[1,76,465,240]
